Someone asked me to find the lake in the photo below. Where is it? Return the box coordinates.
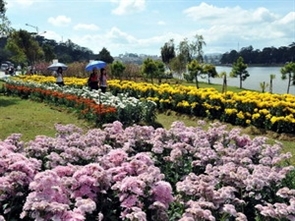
[208,66,294,95]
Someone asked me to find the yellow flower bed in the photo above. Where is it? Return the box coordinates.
[11,75,295,133]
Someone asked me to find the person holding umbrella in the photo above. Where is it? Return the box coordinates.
[87,67,99,90]
[55,67,64,86]
[99,68,108,93]
[47,62,67,86]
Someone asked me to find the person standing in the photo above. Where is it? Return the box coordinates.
[55,67,64,86]
[99,68,107,93]
[87,67,99,90]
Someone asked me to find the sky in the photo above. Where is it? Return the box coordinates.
[6,0,295,57]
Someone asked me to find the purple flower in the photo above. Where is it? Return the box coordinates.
[123,207,147,221]
[121,194,139,208]
[74,197,96,214]
[107,148,128,166]
[151,181,174,208]
[222,204,237,216]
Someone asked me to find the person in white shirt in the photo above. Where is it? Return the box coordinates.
[55,67,64,86]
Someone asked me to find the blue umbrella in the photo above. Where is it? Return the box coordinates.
[47,62,68,71]
[85,60,106,72]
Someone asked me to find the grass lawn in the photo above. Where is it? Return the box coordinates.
[0,95,94,141]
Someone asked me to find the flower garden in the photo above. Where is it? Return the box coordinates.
[0,75,295,221]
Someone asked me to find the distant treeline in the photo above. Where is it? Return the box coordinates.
[0,35,97,65]
[220,43,295,65]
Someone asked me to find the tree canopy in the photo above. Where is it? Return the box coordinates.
[230,56,249,89]
[97,47,114,64]
[221,44,295,65]
[161,39,175,66]
[281,62,295,94]
[0,0,10,37]
[5,29,44,65]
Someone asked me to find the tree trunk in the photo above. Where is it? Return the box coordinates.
[222,75,227,93]
[195,75,199,89]
[287,74,291,94]
[239,75,242,89]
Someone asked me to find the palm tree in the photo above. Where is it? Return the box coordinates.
[269,74,275,93]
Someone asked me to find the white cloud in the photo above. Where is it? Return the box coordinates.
[252,7,277,22]
[278,12,295,25]
[106,27,137,44]
[73,23,100,31]
[183,3,277,26]
[48,15,71,27]
[111,0,146,15]
[157,20,166,25]
[71,27,174,55]
[181,2,293,53]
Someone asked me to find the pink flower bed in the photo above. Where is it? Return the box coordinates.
[0,121,294,221]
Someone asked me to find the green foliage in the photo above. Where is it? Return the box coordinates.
[0,0,6,14]
[111,60,126,81]
[221,44,295,65]
[42,44,56,62]
[123,63,142,80]
[190,34,206,62]
[0,0,11,37]
[281,62,295,93]
[183,72,194,82]
[161,39,176,65]
[230,56,249,88]
[5,29,44,65]
[170,54,186,77]
[178,37,191,63]
[176,34,206,65]
[155,60,166,83]
[259,81,269,93]
[187,59,203,88]
[97,47,114,64]
[202,63,218,84]
[142,58,158,83]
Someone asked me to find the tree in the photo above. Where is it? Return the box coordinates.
[155,60,165,83]
[281,62,295,94]
[202,63,217,84]
[220,71,227,93]
[187,59,203,89]
[178,38,191,64]
[42,44,56,62]
[124,63,141,80]
[0,0,11,37]
[190,34,206,62]
[240,45,254,64]
[170,54,187,79]
[161,39,175,68]
[142,58,158,83]
[97,47,114,64]
[111,60,126,81]
[269,74,275,93]
[230,56,249,89]
[259,81,269,93]
[5,29,44,65]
